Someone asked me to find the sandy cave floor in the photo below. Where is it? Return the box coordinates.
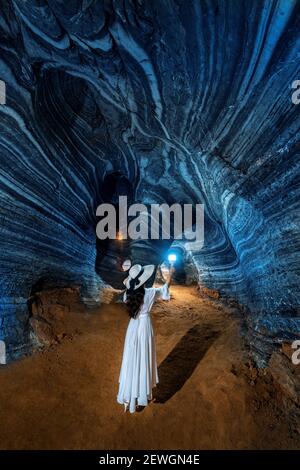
[0,285,299,450]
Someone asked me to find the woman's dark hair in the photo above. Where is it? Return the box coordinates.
[126,278,145,319]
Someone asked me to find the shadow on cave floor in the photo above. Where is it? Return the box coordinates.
[153,324,219,403]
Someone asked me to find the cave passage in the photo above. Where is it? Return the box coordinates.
[0,0,299,453]
[0,0,299,364]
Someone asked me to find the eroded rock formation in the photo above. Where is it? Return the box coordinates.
[0,0,299,362]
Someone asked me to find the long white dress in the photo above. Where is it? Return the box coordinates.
[117,283,170,413]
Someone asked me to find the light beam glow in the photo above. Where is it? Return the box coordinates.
[168,253,177,262]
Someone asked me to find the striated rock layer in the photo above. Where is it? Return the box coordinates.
[0,0,299,362]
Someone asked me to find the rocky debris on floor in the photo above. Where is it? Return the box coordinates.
[29,287,84,346]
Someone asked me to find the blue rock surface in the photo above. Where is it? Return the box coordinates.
[0,0,299,362]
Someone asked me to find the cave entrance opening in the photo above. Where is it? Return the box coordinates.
[158,246,187,285]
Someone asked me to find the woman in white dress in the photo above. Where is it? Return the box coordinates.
[117,263,174,413]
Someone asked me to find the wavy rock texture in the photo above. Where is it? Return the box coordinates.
[0,0,299,362]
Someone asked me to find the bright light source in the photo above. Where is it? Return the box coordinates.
[168,253,177,262]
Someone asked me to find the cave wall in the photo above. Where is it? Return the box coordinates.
[0,0,299,361]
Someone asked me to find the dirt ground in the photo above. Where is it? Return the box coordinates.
[0,285,299,450]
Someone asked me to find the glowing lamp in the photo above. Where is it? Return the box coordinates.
[168,253,177,263]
